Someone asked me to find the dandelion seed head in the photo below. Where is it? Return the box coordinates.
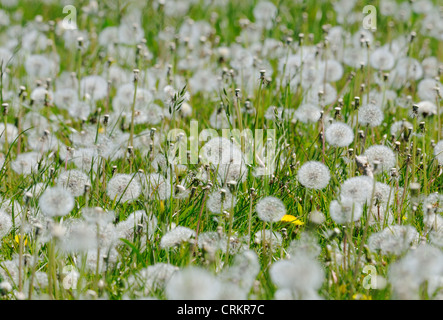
[287,231,321,259]
[269,253,324,298]
[390,120,413,136]
[57,169,91,197]
[370,47,395,70]
[30,87,53,108]
[416,100,437,117]
[394,57,423,83]
[38,186,75,217]
[434,140,443,165]
[297,161,330,189]
[207,189,237,214]
[219,250,260,293]
[256,196,286,222]
[294,103,322,123]
[82,248,118,273]
[54,88,78,110]
[423,192,443,215]
[165,266,222,300]
[0,258,19,284]
[160,226,196,249]
[80,75,107,101]
[358,103,384,127]
[217,161,247,184]
[117,210,158,241]
[325,122,354,147]
[340,176,374,204]
[197,231,227,253]
[254,230,282,248]
[422,57,439,78]
[137,173,171,201]
[130,263,179,294]
[253,1,277,30]
[329,198,363,224]
[107,174,141,203]
[306,82,337,106]
[25,54,55,78]
[364,145,396,173]
[26,128,60,153]
[59,220,96,253]
[389,243,443,299]
[82,207,114,227]
[368,225,419,255]
[69,147,98,172]
[69,101,92,120]
[0,123,18,145]
[0,210,12,239]
[200,137,243,166]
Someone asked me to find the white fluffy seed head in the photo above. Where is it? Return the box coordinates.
[80,75,107,101]
[297,161,331,189]
[364,145,396,173]
[117,210,158,240]
[434,140,443,165]
[165,266,222,300]
[254,230,283,247]
[417,78,443,102]
[131,263,179,293]
[0,209,12,239]
[206,189,237,214]
[10,152,41,175]
[160,226,196,249]
[370,47,395,70]
[197,231,227,253]
[200,137,243,166]
[137,173,171,201]
[358,103,384,127]
[107,174,141,203]
[219,250,260,293]
[82,207,114,227]
[325,122,354,147]
[59,220,96,253]
[256,196,286,222]
[329,198,363,224]
[340,176,374,204]
[368,225,419,255]
[39,186,75,217]
[269,253,324,295]
[416,100,437,117]
[294,103,322,123]
[57,169,91,197]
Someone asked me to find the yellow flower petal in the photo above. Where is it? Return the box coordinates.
[160,201,165,212]
[281,215,304,225]
[14,235,28,246]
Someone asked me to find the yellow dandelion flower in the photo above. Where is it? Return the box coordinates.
[160,200,165,212]
[339,284,347,294]
[281,215,304,225]
[14,235,28,247]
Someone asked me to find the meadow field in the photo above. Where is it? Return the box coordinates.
[0,0,443,300]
